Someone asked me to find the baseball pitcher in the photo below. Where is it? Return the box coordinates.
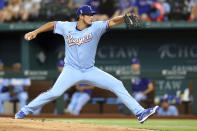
[15,5,158,124]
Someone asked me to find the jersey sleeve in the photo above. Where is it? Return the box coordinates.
[94,21,109,37]
[54,21,67,35]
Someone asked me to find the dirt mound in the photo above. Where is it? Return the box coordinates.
[0,117,152,131]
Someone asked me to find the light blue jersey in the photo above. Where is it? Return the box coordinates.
[158,105,179,116]
[54,21,108,69]
[10,78,31,93]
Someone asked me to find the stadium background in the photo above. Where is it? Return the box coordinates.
[0,0,197,131]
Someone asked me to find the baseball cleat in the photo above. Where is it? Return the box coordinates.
[15,110,26,119]
[137,105,159,124]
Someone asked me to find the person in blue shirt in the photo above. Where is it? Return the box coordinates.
[135,0,156,16]
[0,59,30,114]
[131,58,154,102]
[158,0,171,21]
[113,0,138,17]
[65,84,94,115]
[157,99,179,116]
[0,0,5,10]
[0,78,31,114]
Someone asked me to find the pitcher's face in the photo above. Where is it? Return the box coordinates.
[82,14,94,26]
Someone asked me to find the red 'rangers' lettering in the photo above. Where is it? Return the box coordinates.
[67,33,93,46]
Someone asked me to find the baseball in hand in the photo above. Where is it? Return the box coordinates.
[27,36,31,40]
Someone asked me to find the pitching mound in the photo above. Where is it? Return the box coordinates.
[0,117,152,131]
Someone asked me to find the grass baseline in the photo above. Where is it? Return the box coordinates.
[45,118,197,131]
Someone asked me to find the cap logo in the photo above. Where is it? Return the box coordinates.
[80,10,83,14]
[88,6,92,10]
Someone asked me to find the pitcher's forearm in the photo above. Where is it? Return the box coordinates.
[109,15,124,27]
[34,22,56,35]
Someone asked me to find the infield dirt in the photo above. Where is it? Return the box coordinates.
[0,117,154,131]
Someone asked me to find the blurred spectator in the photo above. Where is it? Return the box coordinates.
[72,0,87,8]
[131,58,154,102]
[42,0,56,3]
[0,0,7,22]
[0,78,31,114]
[12,63,22,72]
[0,59,4,71]
[113,0,138,17]
[149,0,171,21]
[0,0,194,22]
[135,0,156,22]
[57,0,74,8]
[188,0,197,21]
[169,0,190,20]
[98,0,116,18]
[39,0,75,21]
[158,0,171,21]
[20,0,41,21]
[158,99,179,116]
[86,0,116,21]
[86,0,106,21]
[0,0,5,9]
[3,0,22,22]
[65,84,94,115]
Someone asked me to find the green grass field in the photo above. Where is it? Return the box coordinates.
[47,118,197,131]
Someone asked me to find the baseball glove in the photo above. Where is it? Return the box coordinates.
[124,13,140,29]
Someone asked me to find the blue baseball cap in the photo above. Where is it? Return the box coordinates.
[76,5,96,17]
[160,98,168,103]
[131,58,140,64]
[57,60,64,67]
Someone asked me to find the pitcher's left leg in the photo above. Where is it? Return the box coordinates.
[84,67,144,115]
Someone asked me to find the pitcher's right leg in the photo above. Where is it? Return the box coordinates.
[15,66,81,118]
